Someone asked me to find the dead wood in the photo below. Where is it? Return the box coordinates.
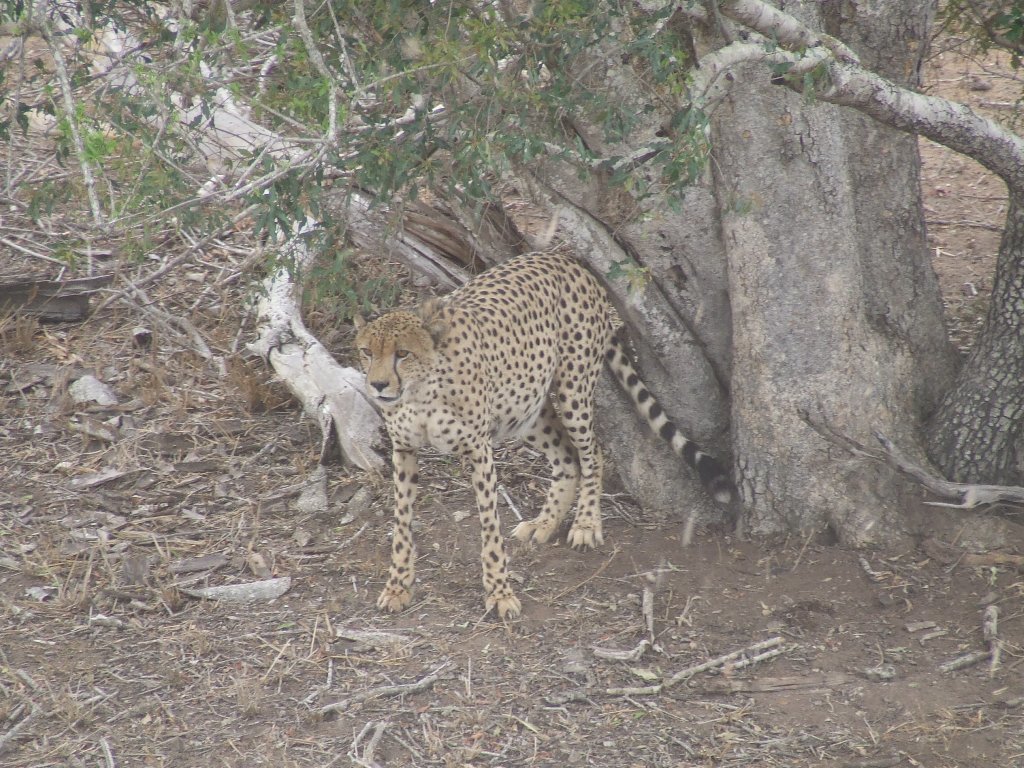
[246,234,386,474]
[921,538,1024,570]
[804,413,1024,510]
[984,605,1002,674]
[316,663,449,717]
[604,637,788,697]
[692,672,850,695]
[939,650,990,673]
[0,274,112,321]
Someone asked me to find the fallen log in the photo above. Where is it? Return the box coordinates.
[0,274,112,321]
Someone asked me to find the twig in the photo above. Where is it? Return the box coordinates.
[345,720,389,768]
[339,521,369,550]
[839,756,904,768]
[604,637,787,697]
[548,545,619,603]
[36,13,104,226]
[939,650,990,674]
[642,571,657,645]
[664,636,786,689]
[983,605,1001,675]
[316,662,449,717]
[804,413,1024,509]
[593,640,651,661]
[858,556,889,583]
[99,736,115,768]
[0,701,40,755]
[693,672,850,695]
[497,484,522,521]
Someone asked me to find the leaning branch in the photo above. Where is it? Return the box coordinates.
[245,229,385,474]
[685,0,1024,191]
[805,413,1024,509]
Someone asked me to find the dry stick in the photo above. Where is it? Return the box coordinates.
[983,605,1001,675]
[316,663,449,717]
[939,650,990,674]
[548,545,619,603]
[339,521,369,550]
[122,283,216,363]
[605,636,787,697]
[642,572,657,645]
[663,636,786,689]
[37,17,104,226]
[99,736,115,768]
[497,484,523,521]
[94,204,261,315]
[0,702,40,755]
[802,413,1024,509]
[345,720,389,768]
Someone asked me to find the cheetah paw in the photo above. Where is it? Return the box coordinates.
[377,584,412,613]
[486,591,522,619]
[511,517,557,545]
[567,521,604,550]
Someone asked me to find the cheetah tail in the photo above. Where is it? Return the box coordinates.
[605,331,735,504]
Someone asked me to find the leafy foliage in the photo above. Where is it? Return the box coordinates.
[940,1,1024,67]
[252,0,708,209]
[6,1,711,304]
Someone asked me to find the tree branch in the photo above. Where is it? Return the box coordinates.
[35,13,105,226]
[684,0,1024,190]
[804,412,1024,510]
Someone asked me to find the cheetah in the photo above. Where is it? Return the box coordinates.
[354,252,733,619]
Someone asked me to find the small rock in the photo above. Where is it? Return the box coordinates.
[347,485,377,518]
[247,551,273,579]
[295,467,328,514]
[862,664,897,682]
[132,326,153,348]
[68,374,118,406]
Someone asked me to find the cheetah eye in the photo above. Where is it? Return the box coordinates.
[395,349,411,360]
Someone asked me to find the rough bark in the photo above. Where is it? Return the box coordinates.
[925,196,1024,484]
[707,0,954,544]
[702,0,1024,489]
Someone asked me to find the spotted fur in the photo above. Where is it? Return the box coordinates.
[355,252,732,618]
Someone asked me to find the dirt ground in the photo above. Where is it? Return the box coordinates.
[2,35,1024,768]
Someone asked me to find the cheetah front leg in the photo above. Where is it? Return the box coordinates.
[378,448,419,613]
[512,404,579,545]
[469,445,521,618]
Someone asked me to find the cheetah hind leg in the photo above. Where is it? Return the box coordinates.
[567,442,604,550]
[377,584,413,613]
[512,404,579,545]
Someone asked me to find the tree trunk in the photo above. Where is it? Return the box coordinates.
[707,0,956,544]
[925,195,1024,484]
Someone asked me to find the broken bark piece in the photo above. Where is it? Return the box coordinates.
[0,274,113,322]
[181,576,291,602]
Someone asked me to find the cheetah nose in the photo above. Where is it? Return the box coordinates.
[369,380,389,393]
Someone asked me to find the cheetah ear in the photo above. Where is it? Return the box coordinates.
[418,298,449,343]
[353,313,366,330]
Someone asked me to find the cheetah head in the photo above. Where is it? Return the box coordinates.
[353,301,447,406]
